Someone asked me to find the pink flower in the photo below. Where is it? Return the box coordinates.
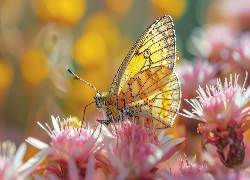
[99,122,186,179]
[115,121,159,146]
[26,116,109,179]
[183,74,250,129]
[182,74,250,168]
[190,25,237,62]
[232,33,250,82]
[0,140,42,180]
[156,156,214,180]
[176,60,218,101]
[176,60,218,153]
[223,0,250,31]
[176,156,208,178]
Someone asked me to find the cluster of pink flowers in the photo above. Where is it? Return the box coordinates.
[5,116,185,179]
[6,79,250,179]
[4,73,250,179]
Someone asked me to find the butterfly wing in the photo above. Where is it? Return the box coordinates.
[109,15,176,99]
[117,66,180,129]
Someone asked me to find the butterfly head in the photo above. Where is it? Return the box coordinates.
[94,92,106,111]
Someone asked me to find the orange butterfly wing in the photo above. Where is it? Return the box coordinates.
[117,66,180,129]
[109,15,181,129]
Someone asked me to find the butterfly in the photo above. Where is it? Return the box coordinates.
[68,15,181,129]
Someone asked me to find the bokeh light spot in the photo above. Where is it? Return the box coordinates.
[32,0,86,25]
[0,60,13,93]
[74,31,108,67]
[150,0,186,18]
[21,49,49,85]
[105,0,133,16]
[84,12,120,54]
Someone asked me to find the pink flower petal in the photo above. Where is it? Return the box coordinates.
[159,135,173,146]
[223,143,230,161]
[160,139,185,163]
[26,137,50,150]
[19,147,53,173]
[68,154,80,180]
[85,154,95,180]
[13,142,26,166]
[158,129,167,140]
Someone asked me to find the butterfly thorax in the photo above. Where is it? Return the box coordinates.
[94,92,119,123]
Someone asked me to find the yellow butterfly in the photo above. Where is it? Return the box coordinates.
[68,15,181,129]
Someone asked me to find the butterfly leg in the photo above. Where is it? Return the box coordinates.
[96,108,114,125]
[96,119,111,126]
[118,111,124,122]
[94,122,103,139]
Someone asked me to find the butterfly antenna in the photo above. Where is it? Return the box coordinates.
[78,101,95,136]
[83,101,95,122]
[67,68,101,94]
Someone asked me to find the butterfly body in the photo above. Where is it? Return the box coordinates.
[69,15,181,130]
[94,92,120,125]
